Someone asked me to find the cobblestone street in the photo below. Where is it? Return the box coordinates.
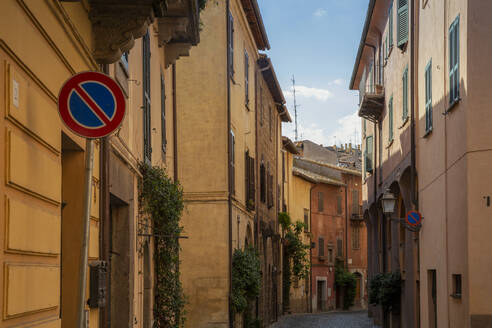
[272,311,380,328]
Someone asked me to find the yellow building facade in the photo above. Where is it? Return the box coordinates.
[0,0,201,327]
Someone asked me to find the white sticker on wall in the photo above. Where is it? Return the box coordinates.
[12,79,19,108]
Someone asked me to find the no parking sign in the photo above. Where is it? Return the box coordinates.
[58,71,126,138]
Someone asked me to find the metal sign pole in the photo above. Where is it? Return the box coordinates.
[77,138,94,328]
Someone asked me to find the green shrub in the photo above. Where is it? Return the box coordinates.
[231,246,261,314]
[335,263,357,310]
[368,272,402,312]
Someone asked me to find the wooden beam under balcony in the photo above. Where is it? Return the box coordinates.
[358,85,384,122]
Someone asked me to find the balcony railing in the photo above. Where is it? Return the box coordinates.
[358,65,385,122]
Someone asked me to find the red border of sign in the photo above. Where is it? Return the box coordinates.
[58,71,126,139]
[405,210,422,227]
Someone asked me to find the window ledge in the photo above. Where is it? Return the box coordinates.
[385,138,394,149]
[423,127,433,138]
[446,97,461,114]
[399,116,409,129]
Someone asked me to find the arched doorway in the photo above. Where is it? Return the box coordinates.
[354,272,363,306]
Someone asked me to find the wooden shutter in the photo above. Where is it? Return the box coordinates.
[244,51,249,105]
[388,1,394,47]
[388,96,394,141]
[249,156,255,204]
[161,72,166,154]
[449,16,460,103]
[336,195,342,215]
[142,31,151,163]
[318,192,324,212]
[245,151,250,202]
[402,66,408,120]
[229,131,235,195]
[228,13,234,76]
[397,0,409,48]
[319,238,325,257]
[260,163,265,203]
[352,190,359,214]
[366,135,373,173]
[425,60,433,132]
[337,238,343,257]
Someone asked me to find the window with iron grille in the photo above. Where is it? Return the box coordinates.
[142,32,151,163]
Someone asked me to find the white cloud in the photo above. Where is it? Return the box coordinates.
[283,85,333,101]
[283,123,329,146]
[327,111,362,146]
[313,8,327,17]
[332,78,344,86]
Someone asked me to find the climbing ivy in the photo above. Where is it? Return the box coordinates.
[368,272,402,312]
[231,246,261,314]
[198,0,207,11]
[139,163,186,328]
[335,262,357,310]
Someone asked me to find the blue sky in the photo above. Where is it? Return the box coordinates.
[257,0,369,147]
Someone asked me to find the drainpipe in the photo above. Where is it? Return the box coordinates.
[226,1,233,327]
[172,64,178,182]
[100,64,111,328]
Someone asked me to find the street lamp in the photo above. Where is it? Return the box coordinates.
[381,189,397,215]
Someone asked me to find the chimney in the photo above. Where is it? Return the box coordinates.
[358,144,361,151]
[349,143,352,153]
[345,143,347,151]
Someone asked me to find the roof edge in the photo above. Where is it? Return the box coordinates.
[349,0,376,90]
[297,157,362,176]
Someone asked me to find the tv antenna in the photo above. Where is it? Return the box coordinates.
[292,75,300,141]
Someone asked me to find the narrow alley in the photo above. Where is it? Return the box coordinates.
[272,311,378,328]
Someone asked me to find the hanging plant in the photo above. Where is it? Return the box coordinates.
[231,246,261,314]
[368,272,402,312]
[335,262,357,310]
[139,163,186,327]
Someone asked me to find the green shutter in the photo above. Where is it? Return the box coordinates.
[449,16,460,104]
[425,60,433,132]
[389,96,394,141]
[397,0,409,47]
[402,66,408,120]
[365,135,373,173]
[389,2,394,47]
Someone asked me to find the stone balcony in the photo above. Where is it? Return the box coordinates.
[358,66,384,122]
[86,0,200,64]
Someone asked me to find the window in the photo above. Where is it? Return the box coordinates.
[425,60,433,133]
[142,32,151,163]
[304,209,309,231]
[121,52,129,70]
[260,162,266,203]
[365,135,374,173]
[337,238,343,257]
[160,72,166,155]
[402,66,409,120]
[452,274,462,298]
[397,0,409,48]
[352,190,359,214]
[244,50,249,106]
[282,153,286,182]
[245,151,255,207]
[267,171,274,208]
[428,270,437,328]
[318,192,324,212]
[388,96,394,142]
[352,226,360,249]
[228,12,234,77]
[259,88,264,126]
[229,130,235,195]
[449,16,460,104]
[336,195,342,215]
[328,248,333,263]
[318,237,325,257]
[388,1,394,48]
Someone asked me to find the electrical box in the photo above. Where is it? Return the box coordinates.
[88,261,107,308]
